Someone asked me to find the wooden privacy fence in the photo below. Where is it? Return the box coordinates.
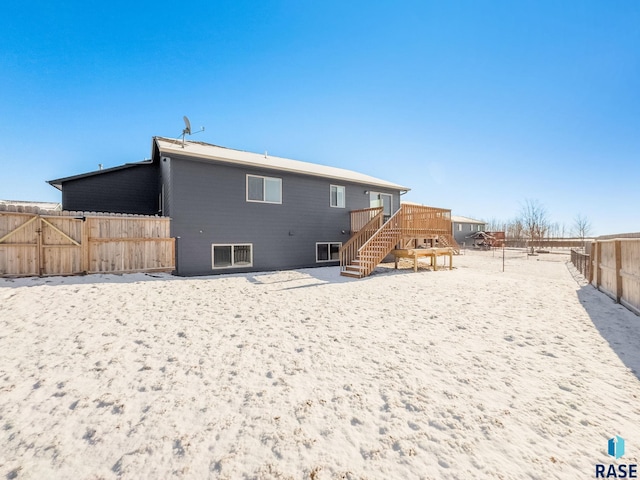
[589,238,640,316]
[0,209,174,277]
[505,238,594,249]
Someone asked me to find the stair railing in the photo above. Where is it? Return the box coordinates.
[356,206,406,277]
[339,208,384,272]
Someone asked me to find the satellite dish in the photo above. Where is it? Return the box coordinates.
[179,115,205,147]
[183,116,192,135]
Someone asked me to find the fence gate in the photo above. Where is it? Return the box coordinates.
[0,213,83,276]
[0,213,38,275]
[40,216,84,275]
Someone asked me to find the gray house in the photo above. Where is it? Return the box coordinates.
[451,215,486,247]
[49,137,409,276]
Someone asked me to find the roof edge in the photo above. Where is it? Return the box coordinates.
[153,137,410,192]
[451,215,486,224]
[48,160,153,190]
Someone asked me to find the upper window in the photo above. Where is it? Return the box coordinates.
[212,244,253,269]
[457,224,462,232]
[247,175,282,204]
[330,185,345,208]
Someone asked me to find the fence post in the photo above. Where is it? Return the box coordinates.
[81,217,89,273]
[588,242,594,284]
[36,215,43,277]
[594,241,602,288]
[175,236,181,276]
[590,243,596,285]
[615,240,623,303]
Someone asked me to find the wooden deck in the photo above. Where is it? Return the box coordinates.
[340,204,459,278]
[391,247,453,272]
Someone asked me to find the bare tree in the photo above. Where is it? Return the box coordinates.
[573,213,592,249]
[485,217,506,232]
[548,222,567,240]
[548,222,560,239]
[507,218,524,240]
[519,199,549,253]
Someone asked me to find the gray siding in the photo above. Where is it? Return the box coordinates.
[160,156,173,217]
[61,164,160,214]
[166,156,401,276]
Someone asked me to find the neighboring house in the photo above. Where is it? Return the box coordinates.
[0,200,62,211]
[49,137,409,276]
[451,215,486,247]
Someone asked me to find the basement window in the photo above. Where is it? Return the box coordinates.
[212,244,253,269]
[316,242,341,262]
[247,175,282,204]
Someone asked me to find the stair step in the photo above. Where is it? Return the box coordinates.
[345,265,364,272]
[340,270,363,278]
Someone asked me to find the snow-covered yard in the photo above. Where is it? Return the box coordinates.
[1,249,639,479]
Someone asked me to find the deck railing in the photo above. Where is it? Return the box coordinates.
[398,204,452,237]
[340,209,384,272]
[350,207,384,233]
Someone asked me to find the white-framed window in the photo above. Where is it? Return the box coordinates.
[469,224,474,231]
[330,185,345,208]
[247,175,282,204]
[457,224,462,232]
[478,225,482,231]
[212,244,253,269]
[316,242,342,262]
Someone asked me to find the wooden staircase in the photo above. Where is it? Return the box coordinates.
[341,212,403,278]
[437,234,461,254]
[340,204,455,278]
[339,207,384,278]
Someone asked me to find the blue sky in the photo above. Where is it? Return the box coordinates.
[1,1,638,235]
